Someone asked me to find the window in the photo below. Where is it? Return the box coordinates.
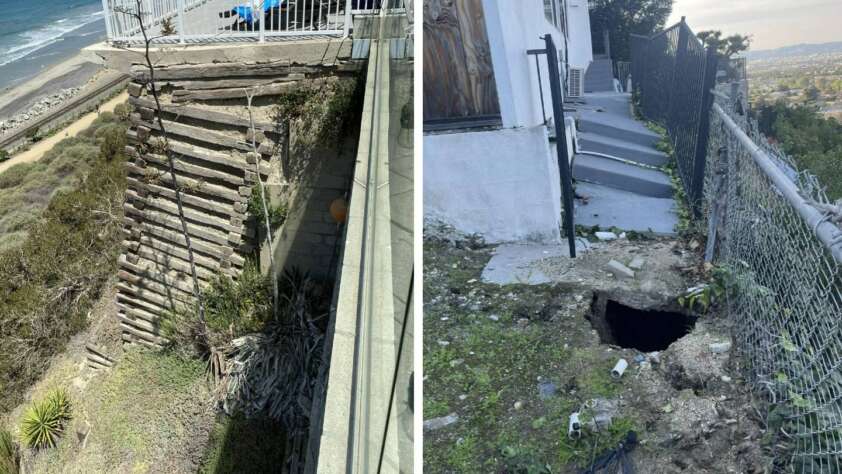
[543,0,568,36]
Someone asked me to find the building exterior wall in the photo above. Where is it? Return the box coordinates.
[424,125,561,243]
[566,0,594,70]
[423,0,593,243]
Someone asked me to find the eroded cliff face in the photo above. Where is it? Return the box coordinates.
[119,58,361,346]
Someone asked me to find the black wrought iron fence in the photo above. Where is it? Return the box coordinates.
[630,18,718,217]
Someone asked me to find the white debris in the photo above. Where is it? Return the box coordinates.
[709,342,732,354]
[424,414,459,432]
[595,231,618,241]
[628,257,646,271]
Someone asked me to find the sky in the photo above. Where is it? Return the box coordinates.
[667,0,842,51]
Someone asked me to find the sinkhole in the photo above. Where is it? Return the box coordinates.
[589,294,697,352]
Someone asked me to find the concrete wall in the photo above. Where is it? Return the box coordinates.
[424,125,561,243]
[483,0,564,129]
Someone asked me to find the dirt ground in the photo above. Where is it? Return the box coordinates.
[423,222,776,473]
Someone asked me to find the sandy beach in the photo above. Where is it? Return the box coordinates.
[0,91,129,175]
[0,50,107,122]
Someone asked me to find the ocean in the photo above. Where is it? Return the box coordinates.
[0,0,106,91]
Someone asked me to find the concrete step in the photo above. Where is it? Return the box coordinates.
[577,131,669,167]
[574,182,677,235]
[577,116,661,148]
[573,153,673,198]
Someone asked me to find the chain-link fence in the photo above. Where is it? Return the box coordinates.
[632,18,842,473]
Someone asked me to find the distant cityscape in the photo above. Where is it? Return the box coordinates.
[748,41,842,121]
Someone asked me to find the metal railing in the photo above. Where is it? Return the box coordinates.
[630,18,718,216]
[614,60,630,92]
[634,17,842,472]
[101,0,407,45]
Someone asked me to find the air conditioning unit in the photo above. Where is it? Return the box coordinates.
[567,67,585,99]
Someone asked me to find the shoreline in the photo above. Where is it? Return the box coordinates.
[0,50,109,136]
[0,91,129,175]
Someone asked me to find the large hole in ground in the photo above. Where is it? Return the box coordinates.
[589,295,697,352]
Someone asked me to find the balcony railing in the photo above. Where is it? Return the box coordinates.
[101,0,407,45]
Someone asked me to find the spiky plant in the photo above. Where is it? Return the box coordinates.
[19,389,72,449]
[0,429,19,474]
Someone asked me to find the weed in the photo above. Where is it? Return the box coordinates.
[20,389,72,449]
[0,111,128,412]
[248,186,288,238]
[0,429,19,474]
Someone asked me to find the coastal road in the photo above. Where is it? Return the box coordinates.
[0,91,129,175]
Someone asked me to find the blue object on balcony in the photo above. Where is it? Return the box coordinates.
[231,0,283,25]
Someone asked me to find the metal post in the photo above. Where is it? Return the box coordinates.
[666,18,689,129]
[343,0,353,37]
[177,0,185,44]
[259,0,265,42]
[543,34,577,257]
[690,45,719,219]
[534,56,547,125]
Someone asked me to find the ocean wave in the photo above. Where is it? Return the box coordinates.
[0,11,104,68]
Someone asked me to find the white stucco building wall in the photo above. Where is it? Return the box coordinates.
[566,0,593,70]
[424,0,593,244]
[424,126,561,243]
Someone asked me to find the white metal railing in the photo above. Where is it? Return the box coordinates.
[102,0,406,44]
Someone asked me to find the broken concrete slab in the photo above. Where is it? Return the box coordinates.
[628,256,646,271]
[424,414,459,432]
[481,242,590,285]
[606,260,635,279]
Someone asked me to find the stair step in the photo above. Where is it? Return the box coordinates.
[573,153,673,198]
[574,182,677,235]
[577,132,669,167]
[577,117,661,148]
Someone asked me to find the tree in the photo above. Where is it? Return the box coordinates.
[697,30,752,57]
[589,0,674,62]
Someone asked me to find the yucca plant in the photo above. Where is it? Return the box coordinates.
[0,429,19,474]
[19,389,72,449]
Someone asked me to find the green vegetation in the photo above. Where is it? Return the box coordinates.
[276,76,361,149]
[199,414,288,474]
[0,429,19,474]
[0,110,128,413]
[697,30,751,57]
[248,186,288,237]
[19,389,72,449]
[202,261,272,346]
[424,236,638,472]
[25,348,210,473]
[0,149,9,163]
[0,111,128,252]
[755,102,842,200]
[588,0,673,62]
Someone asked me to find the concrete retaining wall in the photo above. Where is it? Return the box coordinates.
[118,57,360,346]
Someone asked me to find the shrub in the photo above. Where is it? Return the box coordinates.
[0,429,19,474]
[0,114,127,412]
[247,186,288,238]
[0,149,9,163]
[20,389,72,449]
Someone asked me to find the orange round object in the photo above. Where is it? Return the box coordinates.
[330,198,348,224]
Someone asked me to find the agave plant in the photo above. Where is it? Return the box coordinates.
[19,389,72,449]
[0,429,19,474]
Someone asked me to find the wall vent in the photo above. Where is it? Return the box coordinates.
[567,67,585,99]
